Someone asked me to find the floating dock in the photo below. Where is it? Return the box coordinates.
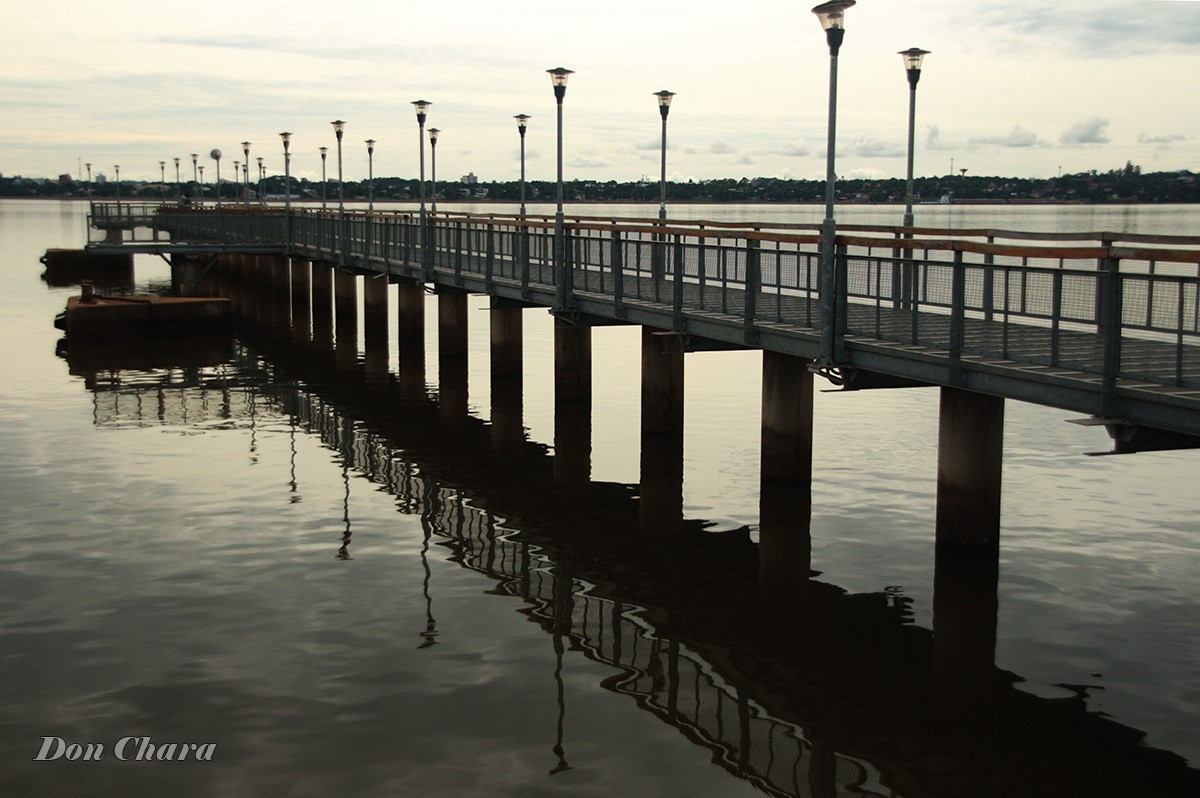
[55,284,231,341]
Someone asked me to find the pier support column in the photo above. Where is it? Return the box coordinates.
[554,317,592,486]
[169,254,207,297]
[311,261,335,353]
[639,328,684,530]
[364,274,388,332]
[936,387,1004,548]
[491,298,524,451]
[334,269,357,331]
[395,280,426,401]
[437,288,469,422]
[290,257,311,342]
[268,254,289,296]
[758,352,815,591]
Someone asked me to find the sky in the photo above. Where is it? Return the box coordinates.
[2,0,1198,185]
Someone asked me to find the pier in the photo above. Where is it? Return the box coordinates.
[81,200,1200,552]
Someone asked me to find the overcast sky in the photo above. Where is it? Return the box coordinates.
[2,0,1198,184]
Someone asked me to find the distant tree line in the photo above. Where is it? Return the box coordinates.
[3,162,1197,204]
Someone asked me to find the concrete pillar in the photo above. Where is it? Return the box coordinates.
[396,279,425,347]
[760,351,814,485]
[311,261,335,354]
[936,387,1004,548]
[490,298,523,378]
[335,318,357,373]
[364,275,388,331]
[364,327,389,386]
[554,317,591,404]
[268,254,289,296]
[437,288,469,361]
[334,269,357,330]
[491,298,524,451]
[169,254,207,297]
[553,317,591,487]
[397,343,426,402]
[439,354,469,423]
[641,328,683,435]
[290,257,311,343]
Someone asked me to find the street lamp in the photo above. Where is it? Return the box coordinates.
[412,100,431,278]
[331,120,346,264]
[233,160,240,203]
[173,157,181,203]
[256,156,264,205]
[514,114,530,217]
[241,141,252,207]
[365,139,376,211]
[211,148,222,207]
[812,0,854,366]
[159,160,166,203]
[85,163,92,197]
[427,128,440,213]
[113,164,120,205]
[899,48,930,228]
[547,67,573,309]
[198,165,205,201]
[280,132,293,246]
[319,146,328,209]
[653,90,675,221]
[190,153,198,201]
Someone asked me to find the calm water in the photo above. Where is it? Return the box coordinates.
[2,199,1198,796]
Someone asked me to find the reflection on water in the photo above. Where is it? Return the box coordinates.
[3,200,1199,796]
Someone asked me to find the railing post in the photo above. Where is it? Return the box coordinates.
[612,227,625,318]
[672,234,685,331]
[982,235,995,322]
[521,224,531,300]
[485,223,495,292]
[948,249,966,385]
[835,241,849,363]
[454,221,464,286]
[1100,251,1123,418]
[744,238,760,345]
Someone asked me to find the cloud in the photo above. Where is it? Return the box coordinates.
[1137,132,1188,144]
[569,155,611,169]
[735,154,755,165]
[709,140,735,155]
[952,4,1200,57]
[779,139,810,157]
[970,126,1045,148]
[1059,117,1110,144]
[634,138,661,151]
[926,124,959,151]
[846,135,905,158]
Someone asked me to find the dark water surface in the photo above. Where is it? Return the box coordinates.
[2,200,1199,796]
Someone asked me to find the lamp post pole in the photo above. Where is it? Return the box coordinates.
[113,165,120,206]
[173,157,181,204]
[899,48,930,229]
[211,149,222,207]
[190,153,198,202]
[159,161,166,203]
[280,132,292,247]
[412,100,431,279]
[514,114,530,217]
[548,67,573,309]
[85,163,92,198]
[331,121,346,265]
[427,129,440,214]
[198,165,205,203]
[365,139,376,211]
[653,90,675,221]
[241,142,252,207]
[812,1,854,367]
[233,161,240,204]
[257,156,265,205]
[319,147,328,209]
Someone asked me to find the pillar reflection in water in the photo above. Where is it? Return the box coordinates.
[932,546,999,718]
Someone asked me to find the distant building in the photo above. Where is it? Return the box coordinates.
[58,174,74,187]
[460,172,478,185]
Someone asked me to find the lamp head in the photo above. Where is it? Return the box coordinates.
[899,47,930,88]
[412,100,431,126]
[812,0,855,54]
[547,67,574,101]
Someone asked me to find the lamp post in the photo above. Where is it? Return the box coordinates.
[653,90,675,221]
[331,120,346,264]
[85,163,92,198]
[113,164,120,206]
[190,153,198,201]
[319,146,328,209]
[211,149,222,207]
[899,48,930,229]
[280,132,293,246]
[427,128,440,213]
[547,67,573,309]
[412,100,431,278]
[812,0,854,366]
[514,114,530,217]
[256,156,264,205]
[173,157,181,203]
[241,141,252,207]
[159,160,166,203]
[365,139,376,211]
[198,165,205,203]
[233,161,240,204]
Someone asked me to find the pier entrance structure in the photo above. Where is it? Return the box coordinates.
[85,201,1200,548]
